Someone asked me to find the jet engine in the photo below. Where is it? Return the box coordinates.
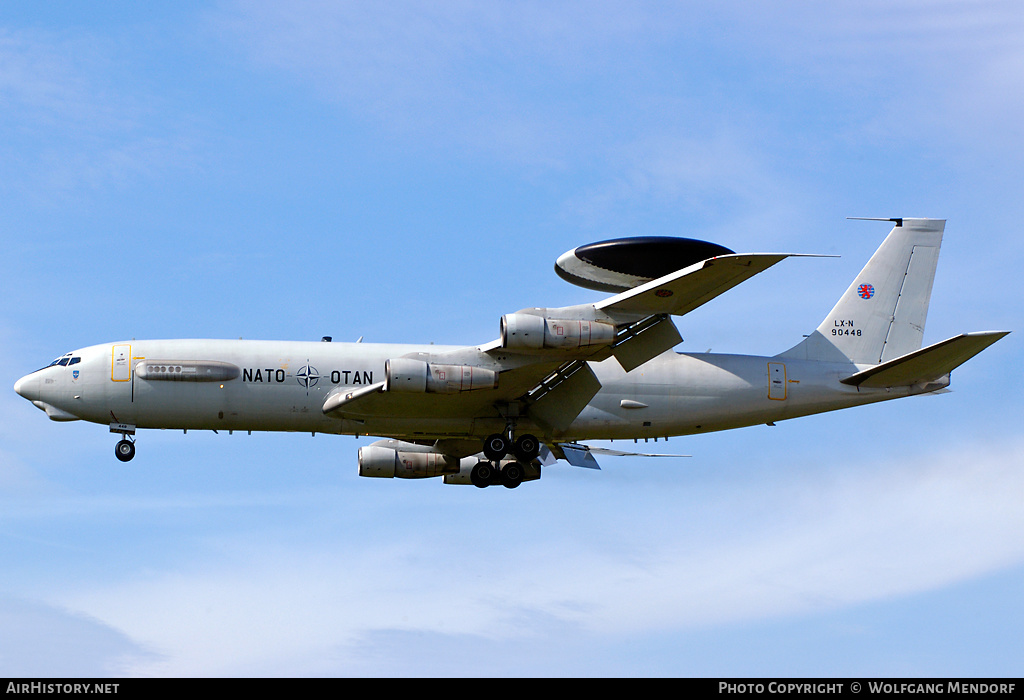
[358,445,462,478]
[385,358,498,393]
[500,313,615,351]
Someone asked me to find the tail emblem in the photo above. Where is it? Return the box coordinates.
[857,283,875,299]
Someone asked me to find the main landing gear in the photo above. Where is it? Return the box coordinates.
[471,431,540,489]
[115,437,136,462]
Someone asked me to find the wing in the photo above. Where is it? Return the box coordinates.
[597,253,792,317]
[323,251,798,438]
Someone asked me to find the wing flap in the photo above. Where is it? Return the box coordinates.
[611,314,683,372]
[559,443,603,469]
[527,361,602,432]
[555,442,691,469]
[840,331,1009,388]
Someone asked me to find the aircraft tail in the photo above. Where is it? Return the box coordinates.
[780,218,944,364]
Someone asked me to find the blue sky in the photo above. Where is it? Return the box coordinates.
[2,1,1022,677]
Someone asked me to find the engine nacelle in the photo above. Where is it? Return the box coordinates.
[500,313,615,351]
[385,358,498,394]
[358,445,461,479]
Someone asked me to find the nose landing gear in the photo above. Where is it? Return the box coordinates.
[110,421,137,462]
[115,437,136,462]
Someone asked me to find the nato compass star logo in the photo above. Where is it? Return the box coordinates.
[858,283,875,300]
[296,363,320,393]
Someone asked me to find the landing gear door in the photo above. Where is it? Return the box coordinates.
[768,362,786,400]
[112,344,132,382]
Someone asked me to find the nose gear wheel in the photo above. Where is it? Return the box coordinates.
[115,438,136,462]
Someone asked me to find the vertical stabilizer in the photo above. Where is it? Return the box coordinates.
[780,218,944,364]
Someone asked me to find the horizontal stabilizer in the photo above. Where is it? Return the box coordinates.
[597,253,793,318]
[840,331,1009,388]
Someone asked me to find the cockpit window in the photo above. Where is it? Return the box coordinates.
[36,353,74,373]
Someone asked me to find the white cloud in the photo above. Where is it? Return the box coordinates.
[0,29,120,130]
[563,130,807,246]
[694,1,1024,159]
[0,597,153,677]
[48,437,1024,675]
[209,1,689,167]
[208,0,1024,234]
[0,28,200,202]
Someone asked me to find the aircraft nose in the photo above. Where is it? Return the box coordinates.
[14,374,39,401]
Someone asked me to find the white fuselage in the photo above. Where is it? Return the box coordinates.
[15,338,911,443]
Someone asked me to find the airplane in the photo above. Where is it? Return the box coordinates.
[13,218,1008,489]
